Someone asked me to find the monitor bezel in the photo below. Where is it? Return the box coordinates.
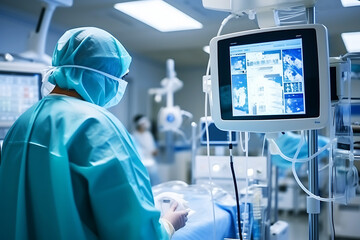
[209,24,330,132]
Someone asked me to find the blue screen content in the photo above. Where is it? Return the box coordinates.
[229,38,305,117]
[201,122,237,145]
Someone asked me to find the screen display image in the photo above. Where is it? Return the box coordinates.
[0,72,41,127]
[229,39,305,117]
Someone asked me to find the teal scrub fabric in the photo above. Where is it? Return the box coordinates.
[0,95,168,240]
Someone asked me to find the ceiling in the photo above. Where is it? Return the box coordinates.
[1,0,359,68]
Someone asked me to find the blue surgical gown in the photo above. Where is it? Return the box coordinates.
[0,95,169,240]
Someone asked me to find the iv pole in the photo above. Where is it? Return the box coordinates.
[306,6,320,240]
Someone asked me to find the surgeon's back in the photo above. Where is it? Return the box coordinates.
[0,95,169,240]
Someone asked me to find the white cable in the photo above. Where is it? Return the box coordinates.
[239,132,246,152]
[203,12,242,240]
[217,13,239,37]
[291,160,341,202]
[269,132,341,202]
[261,134,266,157]
[328,156,335,240]
[293,130,305,160]
[204,92,217,240]
[206,13,240,77]
[242,132,250,237]
[318,163,329,172]
[268,138,334,163]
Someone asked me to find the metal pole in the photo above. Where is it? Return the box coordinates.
[308,130,319,240]
[306,6,319,240]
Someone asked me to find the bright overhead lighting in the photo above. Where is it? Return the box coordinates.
[341,32,360,52]
[341,0,360,7]
[114,0,203,32]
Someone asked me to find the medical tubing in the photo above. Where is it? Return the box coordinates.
[291,161,339,202]
[318,163,329,172]
[203,13,238,240]
[268,138,333,163]
[270,132,340,201]
[239,132,246,153]
[261,134,266,157]
[204,91,217,240]
[229,142,243,240]
[217,13,238,36]
[289,130,340,202]
[293,130,305,160]
[206,13,239,76]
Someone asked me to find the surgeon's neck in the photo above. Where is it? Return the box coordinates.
[50,86,83,100]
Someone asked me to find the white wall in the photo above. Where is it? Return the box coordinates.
[175,65,207,125]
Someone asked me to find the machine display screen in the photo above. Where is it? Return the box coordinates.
[0,71,41,127]
[216,28,321,121]
[200,121,238,146]
[229,38,305,117]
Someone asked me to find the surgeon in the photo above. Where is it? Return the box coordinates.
[0,27,188,240]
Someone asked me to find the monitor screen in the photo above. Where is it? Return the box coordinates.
[210,24,330,132]
[200,118,238,146]
[0,71,41,128]
[230,38,305,117]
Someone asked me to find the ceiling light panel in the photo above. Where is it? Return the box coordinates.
[341,32,360,52]
[114,0,203,32]
[341,0,360,7]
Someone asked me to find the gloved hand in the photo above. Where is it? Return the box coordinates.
[162,202,189,231]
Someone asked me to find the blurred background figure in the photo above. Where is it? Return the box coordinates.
[132,114,161,185]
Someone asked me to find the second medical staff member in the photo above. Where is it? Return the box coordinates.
[132,114,161,185]
[0,27,188,239]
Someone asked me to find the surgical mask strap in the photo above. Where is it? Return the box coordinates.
[52,64,127,82]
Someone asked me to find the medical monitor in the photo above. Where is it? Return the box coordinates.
[200,117,238,146]
[209,24,330,132]
[0,62,44,132]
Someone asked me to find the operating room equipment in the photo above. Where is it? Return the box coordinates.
[199,0,359,239]
[149,59,193,136]
[20,0,73,64]
[208,23,330,133]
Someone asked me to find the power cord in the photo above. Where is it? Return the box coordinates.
[229,141,243,240]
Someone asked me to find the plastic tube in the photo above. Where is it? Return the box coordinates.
[291,160,340,202]
[242,132,250,239]
[268,132,341,202]
[204,92,217,240]
[268,138,334,163]
[203,12,243,240]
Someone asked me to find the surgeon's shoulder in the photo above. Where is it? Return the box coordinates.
[59,96,121,124]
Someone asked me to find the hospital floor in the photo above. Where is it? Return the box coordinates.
[278,210,359,240]
[278,211,327,240]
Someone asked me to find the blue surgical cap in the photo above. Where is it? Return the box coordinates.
[48,27,132,106]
